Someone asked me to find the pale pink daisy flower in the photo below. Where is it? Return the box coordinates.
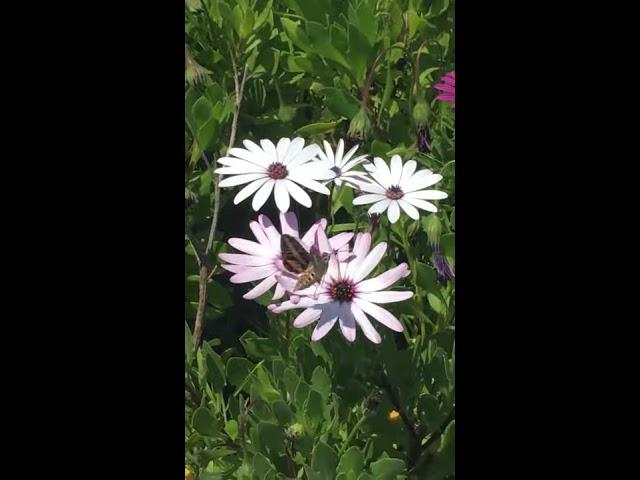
[214,138,334,212]
[270,232,413,344]
[219,212,352,300]
[434,71,455,108]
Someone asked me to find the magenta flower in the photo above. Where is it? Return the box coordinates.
[269,232,413,344]
[434,71,455,108]
[219,212,352,300]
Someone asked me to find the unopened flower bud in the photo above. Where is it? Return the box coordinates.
[424,214,442,247]
[348,107,372,142]
[286,423,304,440]
[412,98,430,127]
[278,104,296,123]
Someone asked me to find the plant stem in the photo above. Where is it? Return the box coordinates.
[192,46,249,351]
[339,415,368,456]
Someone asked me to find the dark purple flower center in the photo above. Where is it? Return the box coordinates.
[330,279,355,302]
[385,185,404,200]
[267,162,288,179]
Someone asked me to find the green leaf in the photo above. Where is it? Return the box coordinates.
[224,419,238,441]
[192,96,214,130]
[369,457,405,479]
[311,441,339,480]
[281,17,311,51]
[317,88,360,118]
[337,446,365,475]
[304,389,325,431]
[253,452,277,479]
[192,406,219,437]
[295,120,342,136]
[200,341,227,390]
[294,380,311,410]
[239,6,254,40]
[240,331,279,360]
[226,357,254,387]
[306,22,351,70]
[310,366,331,400]
[416,261,437,294]
[441,232,455,263]
[272,399,293,425]
[283,368,300,401]
[197,117,219,151]
[254,0,272,32]
[370,140,391,158]
[257,421,286,458]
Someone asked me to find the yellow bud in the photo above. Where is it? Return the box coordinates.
[185,467,194,480]
[388,410,401,423]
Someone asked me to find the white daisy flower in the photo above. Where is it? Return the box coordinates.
[353,155,448,224]
[214,138,334,212]
[316,139,371,189]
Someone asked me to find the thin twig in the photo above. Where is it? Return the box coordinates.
[192,48,249,351]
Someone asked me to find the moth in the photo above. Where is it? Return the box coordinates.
[280,234,330,292]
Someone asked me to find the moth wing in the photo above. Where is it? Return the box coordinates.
[281,234,311,274]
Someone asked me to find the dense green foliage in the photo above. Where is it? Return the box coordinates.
[185,1,454,478]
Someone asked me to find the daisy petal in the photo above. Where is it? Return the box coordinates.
[280,211,299,237]
[335,139,344,166]
[288,144,321,169]
[293,307,322,327]
[398,199,420,220]
[351,303,381,344]
[341,154,369,172]
[234,178,270,205]
[228,238,265,256]
[340,143,359,168]
[274,181,290,212]
[218,253,272,266]
[229,147,269,167]
[282,137,305,164]
[346,232,371,278]
[390,155,403,185]
[243,275,278,299]
[399,160,417,186]
[373,157,392,183]
[260,139,278,160]
[368,199,391,215]
[353,242,387,283]
[356,180,386,194]
[405,190,448,200]
[288,173,330,195]
[404,171,442,192]
[358,291,414,304]
[219,173,268,188]
[353,298,403,332]
[338,303,356,342]
[230,265,278,283]
[251,180,275,211]
[402,196,438,212]
[258,214,281,250]
[215,158,265,173]
[387,201,401,223]
[323,140,335,164]
[276,137,291,163]
[284,179,312,208]
[270,296,322,313]
[353,193,386,205]
[311,303,340,340]
[272,282,286,300]
[357,263,411,292]
[329,232,353,252]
